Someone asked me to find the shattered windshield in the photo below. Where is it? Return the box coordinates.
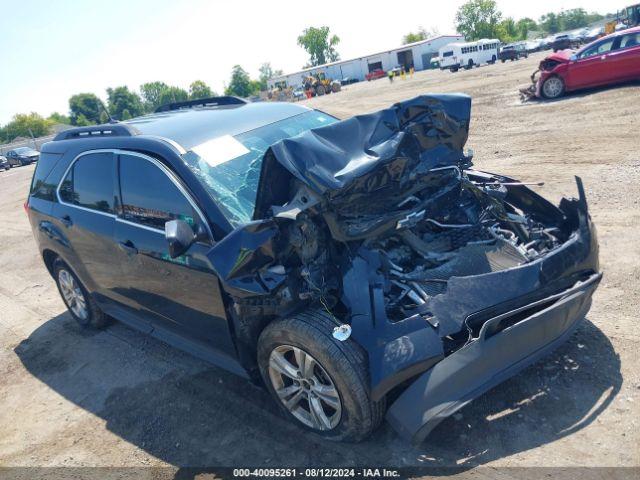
[182,110,337,226]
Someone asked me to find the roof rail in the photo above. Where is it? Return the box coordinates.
[154,96,247,113]
[53,124,140,141]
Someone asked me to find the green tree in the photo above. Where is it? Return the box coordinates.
[106,86,143,121]
[516,17,537,39]
[224,65,257,97]
[497,17,518,42]
[455,0,502,40]
[401,26,439,44]
[2,113,53,142]
[69,93,102,125]
[47,112,70,125]
[140,81,169,112]
[258,62,283,90]
[157,86,189,107]
[74,114,92,126]
[539,12,560,33]
[297,26,340,67]
[189,80,213,99]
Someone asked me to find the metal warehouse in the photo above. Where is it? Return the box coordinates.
[268,34,464,89]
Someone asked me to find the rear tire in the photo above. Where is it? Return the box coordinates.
[53,259,110,328]
[258,310,385,442]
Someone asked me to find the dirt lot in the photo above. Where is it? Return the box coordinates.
[0,53,638,474]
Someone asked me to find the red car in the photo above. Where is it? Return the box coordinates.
[534,26,640,99]
[365,68,386,81]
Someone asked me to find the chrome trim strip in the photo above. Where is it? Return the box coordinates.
[115,217,164,234]
[56,149,119,218]
[55,148,212,239]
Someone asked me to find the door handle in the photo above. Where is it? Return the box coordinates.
[60,215,73,227]
[118,240,138,255]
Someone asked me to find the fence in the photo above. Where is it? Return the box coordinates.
[0,133,58,155]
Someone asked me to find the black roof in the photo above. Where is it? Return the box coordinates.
[49,101,312,152]
[126,101,311,150]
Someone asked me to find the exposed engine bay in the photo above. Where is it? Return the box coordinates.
[208,94,598,397]
[276,166,566,326]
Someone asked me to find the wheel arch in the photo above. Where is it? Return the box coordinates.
[42,249,59,277]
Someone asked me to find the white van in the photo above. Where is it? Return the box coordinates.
[438,39,500,72]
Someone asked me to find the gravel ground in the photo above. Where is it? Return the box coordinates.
[0,53,638,476]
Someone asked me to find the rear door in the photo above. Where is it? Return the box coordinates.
[612,31,640,80]
[52,151,121,300]
[113,152,235,355]
[568,37,619,88]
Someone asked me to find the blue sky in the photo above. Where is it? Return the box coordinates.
[0,0,626,124]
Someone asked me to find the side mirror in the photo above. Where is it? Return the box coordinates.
[165,219,196,258]
[569,54,578,62]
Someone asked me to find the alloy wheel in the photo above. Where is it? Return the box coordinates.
[268,345,342,431]
[543,77,564,98]
[58,269,88,321]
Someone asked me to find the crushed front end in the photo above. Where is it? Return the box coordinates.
[520,55,568,100]
[208,94,601,442]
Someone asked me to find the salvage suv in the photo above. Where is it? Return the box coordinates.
[27,95,601,443]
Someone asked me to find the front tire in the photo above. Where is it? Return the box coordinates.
[54,259,109,328]
[542,75,565,99]
[258,310,385,442]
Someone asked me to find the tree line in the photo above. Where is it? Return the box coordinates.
[1,23,336,143]
[450,0,607,43]
[0,63,282,144]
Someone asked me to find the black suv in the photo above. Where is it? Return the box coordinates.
[27,95,601,443]
[499,43,528,62]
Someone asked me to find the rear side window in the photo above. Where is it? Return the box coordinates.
[620,33,640,49]
[30,152,62,201]
[59,153,115,213]
[119,154,198,230]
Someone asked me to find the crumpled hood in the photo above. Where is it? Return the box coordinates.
[254,94,472,226]
[545,50,572,63]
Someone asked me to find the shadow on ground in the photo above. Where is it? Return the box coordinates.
[520,80,640,104]
[15,312,621,472]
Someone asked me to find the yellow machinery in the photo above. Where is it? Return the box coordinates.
[303,72,341,97]
[608,3,640,33]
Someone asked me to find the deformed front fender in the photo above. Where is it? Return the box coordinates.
[207,220,286,297]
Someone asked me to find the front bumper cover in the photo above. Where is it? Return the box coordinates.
[386,271,601,443]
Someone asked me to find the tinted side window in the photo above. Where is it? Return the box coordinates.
[621,33,640,49]
[119,154,198,230]
[59,153,115,213]
[30,152,63,201]
[578,39,614,59]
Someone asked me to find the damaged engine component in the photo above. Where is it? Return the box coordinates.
[206,93,600,443]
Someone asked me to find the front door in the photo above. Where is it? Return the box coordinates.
[569,37,618,89]
[113,152,235,355]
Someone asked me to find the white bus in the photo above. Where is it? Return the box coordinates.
[438,39,500,72]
